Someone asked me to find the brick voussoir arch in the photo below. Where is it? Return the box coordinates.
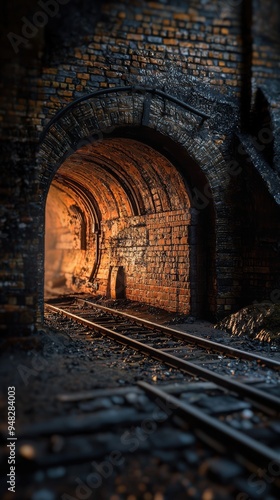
[38,88,236,318]
[38,88,229,205]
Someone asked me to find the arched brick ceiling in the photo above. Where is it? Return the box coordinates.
[52,137,190,222]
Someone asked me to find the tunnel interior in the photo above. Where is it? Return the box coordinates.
[45,131,215,317]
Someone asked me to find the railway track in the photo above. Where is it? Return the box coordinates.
[45,298,280,411]
[48,298,280,370]
[1,297,279,499]
[43,299,280,469]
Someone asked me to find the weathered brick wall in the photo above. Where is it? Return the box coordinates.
[250,0,280,170]
[238,162,280,306]
[100,210,190,313]
[0,138,42,335]
[1,0,245,140]
[251,0,280,90]
[0,0,279,334]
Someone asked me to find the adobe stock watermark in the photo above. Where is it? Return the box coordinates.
[226,0,242,7]
[65,129,115,159]
[61,396,178,500]
[253,287,280,314]
[7,0,71,54]
[16,335,65,386]
[236,459,280,499]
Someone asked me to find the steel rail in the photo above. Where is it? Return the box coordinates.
[72,298,280,370]
[40,85,210,141]
[45,304,280,413]
[138,381,280,470]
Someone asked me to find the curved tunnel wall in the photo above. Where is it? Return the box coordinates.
[45,183,97,290]
[45,137,193,314]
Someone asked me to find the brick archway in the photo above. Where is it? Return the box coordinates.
[38,88,234,322]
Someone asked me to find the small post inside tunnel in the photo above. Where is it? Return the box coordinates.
[109,266,126,299]
[44,134,215,318]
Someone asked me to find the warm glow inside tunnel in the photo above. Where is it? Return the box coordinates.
[45,137,192,314]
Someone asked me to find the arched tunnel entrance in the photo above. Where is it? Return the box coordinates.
[45,132,215,318]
